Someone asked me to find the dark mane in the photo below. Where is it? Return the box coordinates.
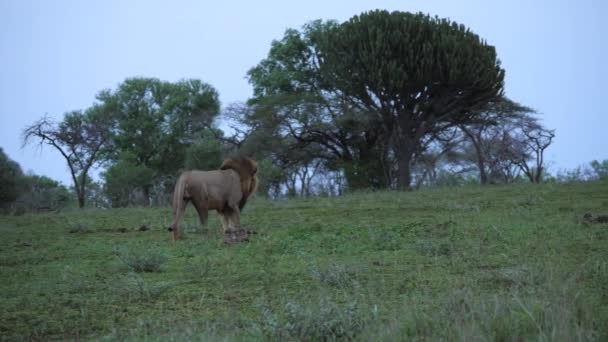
[220,158,258,209]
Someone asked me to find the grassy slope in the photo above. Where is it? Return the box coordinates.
[1,181,607,341]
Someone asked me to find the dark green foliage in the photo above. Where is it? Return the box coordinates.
[98,77,221,205]
[248,11,505,191]
[0,149,72,213]
[253,158,285,197]
[111,77,220,176]
[102,154,154,207]
[317,11,505,189]
[246,20,391,191]
[319,11,504,104]
[0,147,24,208]
[183,131,223,171]
[16,174,71,211]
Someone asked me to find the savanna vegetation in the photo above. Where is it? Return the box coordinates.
[1,9,607,341]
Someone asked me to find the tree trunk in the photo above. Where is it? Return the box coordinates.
[77,191,85,208]
[396,151,413,191]
[142,186,151,207]
[462,127,489,185]
[534,167,542,184]
[478,159,488,185]
[77,173,87,208]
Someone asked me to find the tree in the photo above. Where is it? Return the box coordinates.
[459,99,554,185]
[0,147,24,209]
[246,21,391,190]
[411,127,467,188]
[107,77,220,204]
[23,101,115,208]
[102,155,154,207]
[590,160,608,180]
[18,174,71,211]
[316,11,505,190]
[512,115,555,183]
[459,98,534,184]
[184,131,224,171]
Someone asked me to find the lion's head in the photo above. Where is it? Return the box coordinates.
[220,157,258,200]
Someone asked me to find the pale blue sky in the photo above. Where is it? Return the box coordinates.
[1,0,606,185]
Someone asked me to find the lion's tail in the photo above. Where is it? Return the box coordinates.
[172,173,188,212]
[169,173,189,240]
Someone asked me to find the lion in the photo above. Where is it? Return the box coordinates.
[168,158,258,241]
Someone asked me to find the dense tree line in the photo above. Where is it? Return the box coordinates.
[0,148,71,213]
[9,10,589,210]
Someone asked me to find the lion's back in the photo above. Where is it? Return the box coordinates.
[183,170,240,204]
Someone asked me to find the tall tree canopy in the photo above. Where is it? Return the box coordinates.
[247,11,505,190]
[111,77,220,174]
[316,10,505,189]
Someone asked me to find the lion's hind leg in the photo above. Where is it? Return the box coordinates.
[191,194,209,232]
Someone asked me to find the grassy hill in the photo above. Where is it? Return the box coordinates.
[1,180,607,340]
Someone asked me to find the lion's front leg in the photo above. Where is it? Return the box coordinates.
[227,206,241,231]
[219,212,230,232]
[221,206,248,244]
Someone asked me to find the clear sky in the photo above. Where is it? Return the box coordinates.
[1,0,606,185]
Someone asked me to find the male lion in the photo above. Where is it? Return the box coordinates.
[168,158,258,241]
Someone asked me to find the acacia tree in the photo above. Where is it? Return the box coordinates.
[316,11,505,190]
[459,98,533,184]
[457,99,554,184]
[23,101,115,208]
[513,116,555,183]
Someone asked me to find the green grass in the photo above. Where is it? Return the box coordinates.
[1,181,607,340]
